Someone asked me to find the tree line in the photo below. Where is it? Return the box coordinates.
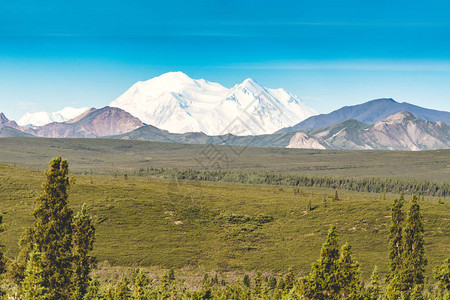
[0,157,448,299]
[137,167,449,197]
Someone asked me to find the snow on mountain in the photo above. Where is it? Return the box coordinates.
[110,72,317,135]
[18,107,89,126]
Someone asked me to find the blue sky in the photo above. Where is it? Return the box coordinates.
[1,0,449,120]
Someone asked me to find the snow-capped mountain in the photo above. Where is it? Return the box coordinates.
[110,72,317,135]
[18,107,89,126]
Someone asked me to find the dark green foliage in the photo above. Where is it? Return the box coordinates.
[156,168,449,196]
[168,267,175,282]
[83,279,100,300]
[302,225,341,299]
[402,195,427,290]
[334,190,339,201]
[267,276,277,290]
[21,248,50,299]
[115,276,131,300]
[253,271,262,297]
[389,197,405,279]
[338,243,362,299]
[366,266,381,300]
[387,195,428,299]
[434,258,450,297]
[72,204,96,299]
[14,157,96,300]
[132,270,149,300]
[243,274,251,288]
[22,156,74,299]
[284,268,295,291]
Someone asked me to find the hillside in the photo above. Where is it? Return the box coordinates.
[23,106,143,138]
[0,163,448,279]
[287,112,450,150]
[0,126,33,137]
[277,98,450,133]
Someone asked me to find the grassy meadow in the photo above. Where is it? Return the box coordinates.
[0,137,448,181]
[0,161,448,281]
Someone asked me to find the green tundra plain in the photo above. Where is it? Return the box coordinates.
[0,137,448,283]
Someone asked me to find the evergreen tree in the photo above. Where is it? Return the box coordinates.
[254,271,263,298]
[21,248,50,300]
[284,267,295,291]
[168,267,175,282]
[388,197,405,279]
[434,258,450,297]
[133,270,149,300]
[366,266,381,300]
[83,279,100,300]
[115,276,131,300]
[23,156,74,299]
[243,274,251,288]
[401,195,427,293]
[71,204,96,300]
[338,243,362,299]
[303,225,341,299]
[333,190,339,201]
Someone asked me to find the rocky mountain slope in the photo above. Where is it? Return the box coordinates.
[287,112,450,150]
[110,72,317,135]
[277,98,450,133]
[24,106,143,138]
[0,113,21,130]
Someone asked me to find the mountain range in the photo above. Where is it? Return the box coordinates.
[0,72,449,151]
[110,72,317,135]
[287,112,449,150]
[276,98,450,133]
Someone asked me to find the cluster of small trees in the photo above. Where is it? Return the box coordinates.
[0,157,448,299]
[140,167,449,196]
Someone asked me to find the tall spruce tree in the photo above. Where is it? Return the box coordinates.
[388,196,405,279]
[303,225,341,299]
[71,204,96,300]
[17,156,95,300]
[338,243,362,299]
[27,156,74,299]
[401,195,427,293]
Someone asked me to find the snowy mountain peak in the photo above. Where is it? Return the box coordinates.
[111,72,317,135]
[18,107,89,126]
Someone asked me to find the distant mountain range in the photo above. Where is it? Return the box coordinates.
[276,98,450,133]
[1,72,449,151]
[0,107,142,138]
[287,112,449,151]
[110,72,317,135]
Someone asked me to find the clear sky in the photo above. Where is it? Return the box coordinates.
[1,0,449,120]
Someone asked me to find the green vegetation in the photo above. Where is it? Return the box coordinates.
[0,162,448,280]
[0,137,449,182]
[141,168,449,196]
[0,139,448,298]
